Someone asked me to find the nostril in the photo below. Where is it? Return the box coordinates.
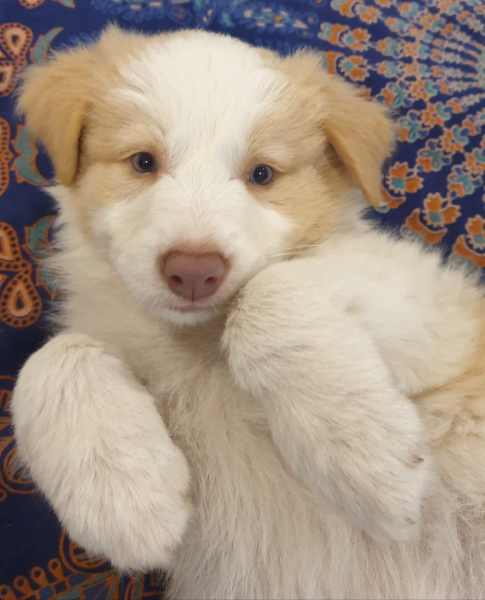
[205,276,217,286]
[170,274,184,287]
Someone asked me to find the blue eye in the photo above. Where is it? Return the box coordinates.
[249,164,273,185]
[130,152,157,173]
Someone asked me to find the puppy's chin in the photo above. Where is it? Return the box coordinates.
[160,306,222,327]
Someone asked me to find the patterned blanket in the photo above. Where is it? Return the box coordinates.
[0,1,483,598]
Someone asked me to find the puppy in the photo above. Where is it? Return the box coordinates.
[11,27,485,599]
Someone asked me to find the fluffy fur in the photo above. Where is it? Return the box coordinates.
[11,27,485,598]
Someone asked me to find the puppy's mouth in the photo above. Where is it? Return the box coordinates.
[166,292,233,322]
[167,294,226,313]
[163,298,225,325]
[168,303,210,313]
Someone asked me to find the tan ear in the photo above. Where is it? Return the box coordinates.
[281,51,395,207]
[16,45,95,186]
[321,74,395,207]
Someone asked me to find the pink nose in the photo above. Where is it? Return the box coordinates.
[162,251,227,301]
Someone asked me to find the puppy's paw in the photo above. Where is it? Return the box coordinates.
[223,261,432,543]
[222,261,317,393]
[12,333,192,572]
[298,393,432,543]
[341,430,430,543]
[63,440,192,572]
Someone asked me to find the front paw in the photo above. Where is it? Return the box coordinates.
[12,333,192,572]
[63,440,192,572]
[222,261,316,394]
[222,263,432,543]
[329,408,431,543]
[272,388,431,544]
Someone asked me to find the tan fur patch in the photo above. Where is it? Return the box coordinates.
[279,51,395,208]
[18,28,394,254]
[244,49,394,257]
[17,46,93,185]
[17,26,171,186]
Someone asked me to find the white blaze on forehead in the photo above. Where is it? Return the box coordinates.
[115,32,288,169]
[79,33,298,326]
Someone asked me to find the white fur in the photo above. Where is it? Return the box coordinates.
[12,31,485,599]
[13,332,191,572]
[82,32,293,327]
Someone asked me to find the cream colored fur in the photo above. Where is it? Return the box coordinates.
[11,28,485,599]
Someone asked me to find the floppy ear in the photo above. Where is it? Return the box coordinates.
[321,74,395,208]
[16,46,94,186]
[282,52,394,207]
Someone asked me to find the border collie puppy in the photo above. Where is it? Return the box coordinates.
[12,27,485,599]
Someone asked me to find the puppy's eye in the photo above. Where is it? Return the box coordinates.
[249,164,273,186]
[130,152,157,174]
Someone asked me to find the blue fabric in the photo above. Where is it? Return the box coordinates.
[0,0,483,597]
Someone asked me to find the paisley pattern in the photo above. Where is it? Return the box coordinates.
[0,222,44,329]
[0,119,13,197]
[0,0,483,596]
[0,376,34,503]
[0,23,32,96]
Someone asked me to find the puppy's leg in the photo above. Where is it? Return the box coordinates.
[223,261,431,543]
[12,333,191,572]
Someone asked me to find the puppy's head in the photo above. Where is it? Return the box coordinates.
[18,27,393,326]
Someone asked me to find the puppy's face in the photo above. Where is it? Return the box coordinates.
[18,28,393,326]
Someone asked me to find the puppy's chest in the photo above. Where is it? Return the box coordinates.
[145,347,270,463]
[134,332,323,525]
